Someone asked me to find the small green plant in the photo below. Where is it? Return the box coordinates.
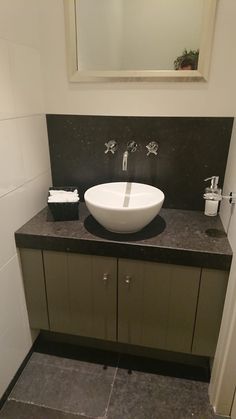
[174,49,199,70]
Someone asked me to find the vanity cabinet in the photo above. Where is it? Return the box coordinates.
[19,249,228,357]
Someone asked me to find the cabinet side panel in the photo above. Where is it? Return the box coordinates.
[43,251,70,333]
[166,265,200,353]
[91,256,117,341]
[118,259,143,345]
[192,269,228,356]
[20,249,49,330]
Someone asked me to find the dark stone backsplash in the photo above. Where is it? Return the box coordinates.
[46,115,233,211]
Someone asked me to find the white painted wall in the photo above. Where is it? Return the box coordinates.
[122,0,203,70]
[0,0,51,397]
[209,121,236,416]
[39,0,236,117]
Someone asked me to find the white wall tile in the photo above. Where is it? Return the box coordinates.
[23,170,52,217]
[0,1,48,399]
[16,115,50,181]
[9,43,44,116]
[0,115,51,198]
[0,170,51,269]
[0,325,32,398]
[0,40,14,119]
[0,119,25,197]
[0,0,40,48]
[0,256,29,338]
[0,187,27,268]
[0,255,34,398]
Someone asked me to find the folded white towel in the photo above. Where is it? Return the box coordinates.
[48,189,79,203]
[49,189,79,196]
[48,195,79,203]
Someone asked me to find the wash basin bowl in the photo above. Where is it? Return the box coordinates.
[84,182,165,233]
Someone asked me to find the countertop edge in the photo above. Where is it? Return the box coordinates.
[15,232,232,271]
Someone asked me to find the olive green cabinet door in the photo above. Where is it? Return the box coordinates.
[67,253,117,341]
[43,251,117,341]
[118,259,200,353]
[192,268,228,356]
[20,249,49,330]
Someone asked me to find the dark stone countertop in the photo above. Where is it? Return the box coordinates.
[15,204,232,271]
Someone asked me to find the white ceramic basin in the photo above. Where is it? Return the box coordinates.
[84,182,165,233]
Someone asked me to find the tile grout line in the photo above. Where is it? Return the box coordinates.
[0,168,50,200]
[27,358,117,376]
[104,354,121,418]
[0,113,44,122]
[7,398,94,418]
[0,253,18,273]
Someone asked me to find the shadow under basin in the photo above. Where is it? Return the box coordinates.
[83,215,166,241]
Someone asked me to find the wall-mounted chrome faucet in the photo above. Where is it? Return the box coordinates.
[104,140,118,154]
[146,141,159,156]
[104,140,158,170]
[122,141,137,171]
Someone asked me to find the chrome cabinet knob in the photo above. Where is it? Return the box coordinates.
[103,273,109,283]
[125,275,132,285]
[146,141,159,156]
[104,140,118,154]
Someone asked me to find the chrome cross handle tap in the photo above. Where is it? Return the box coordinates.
[146,141,159,156]
[104,140,118,154]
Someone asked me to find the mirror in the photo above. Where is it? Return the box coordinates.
[64,0,217,82]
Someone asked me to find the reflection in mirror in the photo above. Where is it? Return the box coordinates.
[64,0,217,81]
[76,0,203,71]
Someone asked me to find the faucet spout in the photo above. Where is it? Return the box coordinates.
[122,141,137,171]
[122,151,128,171]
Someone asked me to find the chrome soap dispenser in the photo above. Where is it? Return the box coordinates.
[204,176,222,216]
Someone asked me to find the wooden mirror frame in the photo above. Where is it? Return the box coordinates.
[64,0,217,82]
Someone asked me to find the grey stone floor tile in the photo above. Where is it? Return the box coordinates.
[30,351,116,376]
[0,400,92,419]
[107,370,221,419]
[9,361,116,417]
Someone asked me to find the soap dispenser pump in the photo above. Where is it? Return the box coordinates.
[204,176,222,216]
